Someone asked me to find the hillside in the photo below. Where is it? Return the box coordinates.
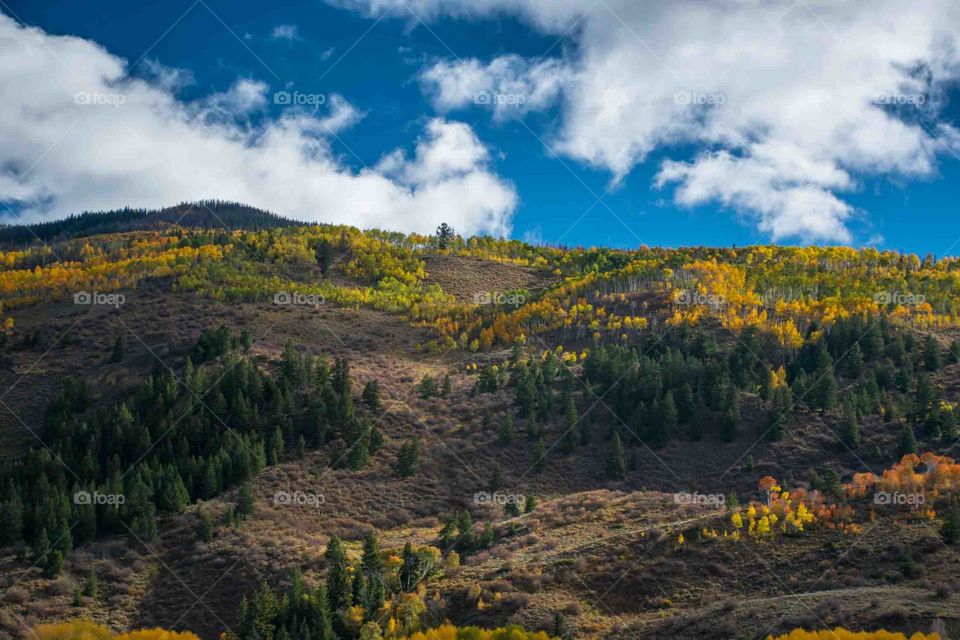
[0,201,299,246]
[1,210,960,640]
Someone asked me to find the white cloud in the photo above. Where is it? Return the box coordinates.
[0,15,516,238]
[358,0,960,242]
[421,55,569,120]
[270,24,301,41]
[203,78,269,116]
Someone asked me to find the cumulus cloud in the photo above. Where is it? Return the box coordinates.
[421,55,569,120]
[270,24,301,41]
[0,14,515,237]
[369,0,960,242]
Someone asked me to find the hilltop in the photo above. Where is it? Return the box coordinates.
[0,207,959,640]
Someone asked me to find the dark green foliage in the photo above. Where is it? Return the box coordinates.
[498,414,514,445]
[530,438,547,472]
[314,239,333,276]
[607,432,626,479]
[924,334,943,371]
[839,400,861,449]
[111,336,125,363]
[524,494,536,514]
[236,482,256,519]
[198,512,214,543]
[238,573,334,640]
[324,538,352,624]
[417,375,438,399]
[396,436,421,478]
[0,327,380,559]
[899,425,918,457]
[360,532,386,616]
[361,380,381,412]
[436,222,455,250]
[942,505,960,544]
[84,566,98,597]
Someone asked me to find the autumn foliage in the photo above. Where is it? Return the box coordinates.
[33,620,199,640]
[767,628,939,640]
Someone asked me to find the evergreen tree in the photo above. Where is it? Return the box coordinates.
[84,566,98,597]
[490,463,504,491]
[361,381,381,412]
[236,482,256,519]
[435,222,455,250]
[524,494,537,514]
[924,334,943,371]
[455,510,477,552]
[417,376,438,399]
[395,436,420,478]
[530,438,547,472]
[111,336,125,363]
[842,342,863,378]
[839,400,861,449]
[720,393,740,442]
[198,511,214,543]
[898,425,918,457]
[360,532,386,616]
[325,535,352,613]
[160,466,190,513]
[314,239,333,276]
[942,505,960,544]
[607,432,626,480]
[481,521,495,548]
[398,542,419,592]
[44,549,64,578]
[498,414,514,445]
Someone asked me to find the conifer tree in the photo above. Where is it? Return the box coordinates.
[395,436,420,478]
[607,432,626,479]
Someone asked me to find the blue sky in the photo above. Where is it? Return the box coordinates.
[3,0,960,255]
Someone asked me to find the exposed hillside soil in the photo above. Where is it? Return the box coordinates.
[422,255,559,303]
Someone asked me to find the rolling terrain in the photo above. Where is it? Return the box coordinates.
[1,205,959,640]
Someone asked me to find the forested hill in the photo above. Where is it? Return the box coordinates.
[0,201,300,245]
